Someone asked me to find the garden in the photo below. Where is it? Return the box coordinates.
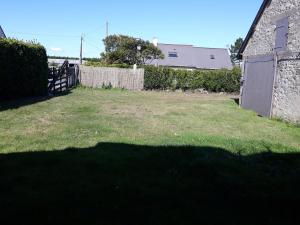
[1,37,300,225]
[1,88,300,225]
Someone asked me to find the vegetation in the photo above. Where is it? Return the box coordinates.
[0,88,299,225]
[48,61,60,68]
[48,55,80,60]
[144,66,241,92]
[48,56,101,61]
[0,38,48,99]
[229,37,244,64]
[83,63,241,93]
[101,35,164,65]
[84,60,131,68]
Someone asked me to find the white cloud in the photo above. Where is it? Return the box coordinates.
[50,47,63,52]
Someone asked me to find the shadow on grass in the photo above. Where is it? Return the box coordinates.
[0,90,72,112]
[0,143,299,225]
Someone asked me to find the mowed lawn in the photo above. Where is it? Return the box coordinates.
[0,87,300,225]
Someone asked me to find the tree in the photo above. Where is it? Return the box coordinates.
[229,37,244,65]
[101,35,164,65]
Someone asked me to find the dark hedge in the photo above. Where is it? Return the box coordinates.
[144,66,241,93]
[0,38,48,99]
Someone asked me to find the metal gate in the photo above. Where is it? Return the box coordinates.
[241,55,276,117]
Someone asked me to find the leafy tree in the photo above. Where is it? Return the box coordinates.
[101,35,164,65]
[229,37,244,64]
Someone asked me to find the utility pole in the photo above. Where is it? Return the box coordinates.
[80,34,83,65]
[106,21,109,38]
[105,22,109,64]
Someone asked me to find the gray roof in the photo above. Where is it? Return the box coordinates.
[150,43,233,70]
[0,26,6,38]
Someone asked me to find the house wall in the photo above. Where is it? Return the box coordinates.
[243,0,300,123]
[273,54,300,122]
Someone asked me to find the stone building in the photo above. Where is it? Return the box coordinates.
[238,0,300,122]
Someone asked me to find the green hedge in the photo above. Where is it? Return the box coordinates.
[0,38,48,99]
[84,61,131,68]
[144,66,241,93]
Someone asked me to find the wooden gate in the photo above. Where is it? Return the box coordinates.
[48,60,79,94]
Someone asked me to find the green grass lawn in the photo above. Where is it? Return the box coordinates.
[0,87,300,225]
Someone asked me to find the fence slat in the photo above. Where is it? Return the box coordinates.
[79,66,144,91]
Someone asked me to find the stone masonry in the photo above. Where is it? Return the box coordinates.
[243,0,300,122]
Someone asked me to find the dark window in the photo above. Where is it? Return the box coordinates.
[210,55,215,59]
[168,52,178,58]
[274,17,289,52]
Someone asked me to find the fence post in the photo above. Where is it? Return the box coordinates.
[52,67,56,94]
[66,69,69,90]
[60,68,62,92]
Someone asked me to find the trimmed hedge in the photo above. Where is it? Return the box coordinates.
[0,38,48,99]
[84,61,131,68]
[144,66,241,93]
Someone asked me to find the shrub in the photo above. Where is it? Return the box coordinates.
[0,38,48,99]
[144,66,241,93]
[102,82,113,89]
[84,61,131,68]
[144,66,174,90]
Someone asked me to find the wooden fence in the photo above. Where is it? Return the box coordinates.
[48,61,79,94]
[79,66,144,91]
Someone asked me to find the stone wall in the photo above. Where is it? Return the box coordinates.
[243,0,300,57]
[273,55,300,122]
[243,0,300,123]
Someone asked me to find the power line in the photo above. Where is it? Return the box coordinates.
[84,24,106,35]
[84,35,102,44]
[79,37,103,61]
[6,30,80,38]
[83,38,102,51]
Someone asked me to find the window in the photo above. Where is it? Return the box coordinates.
[210,55,215,59]
[168,52,178,58]
[274,17,289,52]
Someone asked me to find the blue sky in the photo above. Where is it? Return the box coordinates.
[1,0,262,58]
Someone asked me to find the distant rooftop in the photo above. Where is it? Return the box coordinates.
[0,26,6,38]
[150,43,232,70]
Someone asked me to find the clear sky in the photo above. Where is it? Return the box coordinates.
[1,0,263,58]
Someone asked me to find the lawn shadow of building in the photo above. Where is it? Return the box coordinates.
[0,143,299,225]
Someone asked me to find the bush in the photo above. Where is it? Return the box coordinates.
[144,66,241,93]
[0,38,48,99]
[144,66,174,90]
[84,61,131,68]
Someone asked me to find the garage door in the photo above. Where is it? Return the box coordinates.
[241,55,276,117]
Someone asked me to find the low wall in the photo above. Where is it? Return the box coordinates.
[79,66,144,91]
